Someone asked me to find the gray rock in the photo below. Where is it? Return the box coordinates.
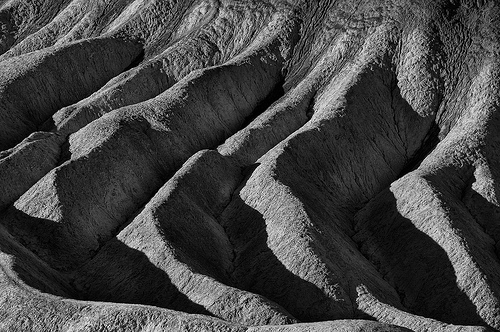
[1,0,500,331]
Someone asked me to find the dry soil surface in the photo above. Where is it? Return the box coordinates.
[1,0,500,331]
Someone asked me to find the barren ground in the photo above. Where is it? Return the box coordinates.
[1,0,500,331]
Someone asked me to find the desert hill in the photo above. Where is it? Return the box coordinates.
[0,0,500,331]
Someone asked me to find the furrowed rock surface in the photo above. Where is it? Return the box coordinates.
[1,0,500,331]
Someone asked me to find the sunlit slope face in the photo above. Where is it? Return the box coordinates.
[0,0,499,331]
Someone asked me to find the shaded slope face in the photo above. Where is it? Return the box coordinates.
[1,0,500,331]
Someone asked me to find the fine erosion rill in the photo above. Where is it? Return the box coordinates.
[0,0,500,331]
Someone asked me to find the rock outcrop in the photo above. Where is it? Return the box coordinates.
[1,0,500,331]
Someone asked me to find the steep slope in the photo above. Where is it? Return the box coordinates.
[0,36,142,150]
[1,0,500,331]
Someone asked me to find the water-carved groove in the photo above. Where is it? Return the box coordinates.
[0,37,143,151]
[2,1,500,332]
[1,25,297,271]
[0,5,296,216]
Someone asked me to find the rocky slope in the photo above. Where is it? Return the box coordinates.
[0,0,500,331]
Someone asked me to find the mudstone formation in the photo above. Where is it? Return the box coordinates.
[1,0,500,331]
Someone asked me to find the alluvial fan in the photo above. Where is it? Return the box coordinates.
[0,0,500,331]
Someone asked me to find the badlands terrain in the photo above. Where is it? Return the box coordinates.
[1,0,500,331]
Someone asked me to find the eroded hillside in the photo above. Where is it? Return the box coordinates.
[0,0,500,331]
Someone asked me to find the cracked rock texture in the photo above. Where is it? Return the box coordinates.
[1,0,500,331]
